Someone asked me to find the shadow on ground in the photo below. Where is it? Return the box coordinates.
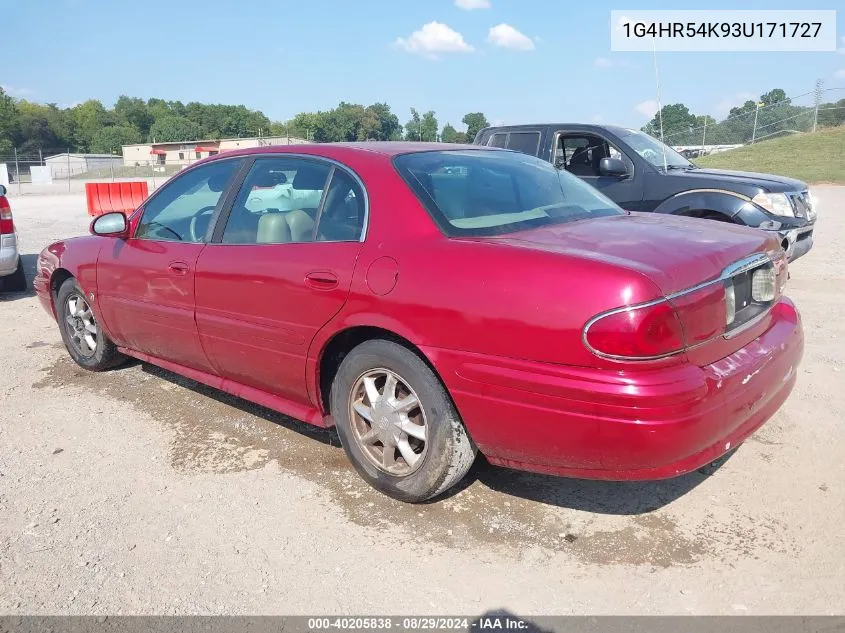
[0,253,38,300]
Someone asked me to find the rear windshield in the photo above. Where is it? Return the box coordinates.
[394,149,623,237]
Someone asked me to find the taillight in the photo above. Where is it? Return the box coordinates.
[584,255,784,361]
[0,196,13,234]
[583,301,685,360]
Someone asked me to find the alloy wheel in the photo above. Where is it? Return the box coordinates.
[348,368,428,475]
[65,293,98,357]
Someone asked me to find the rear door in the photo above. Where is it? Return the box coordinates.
[194,156,366,406]
[96,158,243,372]
[554,131,645,210]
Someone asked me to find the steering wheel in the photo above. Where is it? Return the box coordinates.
[189,206,217,242]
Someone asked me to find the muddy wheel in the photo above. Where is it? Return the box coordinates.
[2,259,27,292]
[330,339,476,503]
[56,278,125,371]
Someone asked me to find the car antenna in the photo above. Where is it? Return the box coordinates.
[652,36,668,172]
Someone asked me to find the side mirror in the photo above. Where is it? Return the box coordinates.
[90,212,128,237]
[599,157,629,178]
[0,184,6,196]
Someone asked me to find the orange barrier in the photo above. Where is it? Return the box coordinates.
[85,181,149,217]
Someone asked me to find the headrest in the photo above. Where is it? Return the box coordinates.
[292,165,329,190]
[208,172,231,192]
[253,170,287,188]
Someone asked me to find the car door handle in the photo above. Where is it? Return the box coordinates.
[168,261,190,276]
[304,271,339,290]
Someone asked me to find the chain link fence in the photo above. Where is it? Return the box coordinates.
[0,150,186,195]
[662,85,845,157]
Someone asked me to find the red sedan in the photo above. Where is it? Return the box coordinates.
[34,143,803,502]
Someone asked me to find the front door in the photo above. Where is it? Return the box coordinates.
[96,158,243,373]
[195,156,366,406]
[555,132,645,210]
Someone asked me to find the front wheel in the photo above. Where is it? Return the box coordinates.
[56,278,125,371]
[330,339,476,503]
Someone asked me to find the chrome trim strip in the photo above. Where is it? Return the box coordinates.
[582,252,774,362]
[666,188,752,203]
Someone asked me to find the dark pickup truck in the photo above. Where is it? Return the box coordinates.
[473,124,816,261]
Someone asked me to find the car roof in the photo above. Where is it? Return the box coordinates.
[480,123,636,136]
[217,141,495,159]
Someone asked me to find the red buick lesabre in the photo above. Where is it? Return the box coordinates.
[34,143,803,502]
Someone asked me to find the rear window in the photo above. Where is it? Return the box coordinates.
[394,149,623,237]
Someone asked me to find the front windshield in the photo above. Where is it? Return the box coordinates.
[394,149,623,237]
[616,128,692,169]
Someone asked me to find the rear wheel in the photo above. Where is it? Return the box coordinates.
[1,259,27,292]
[56,278,125,371]
[330,339,476,503]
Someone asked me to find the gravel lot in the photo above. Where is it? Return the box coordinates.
[1,187,843,615]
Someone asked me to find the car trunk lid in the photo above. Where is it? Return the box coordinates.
[469,212,778,296]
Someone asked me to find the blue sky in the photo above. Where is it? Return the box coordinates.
[2,0,844,130]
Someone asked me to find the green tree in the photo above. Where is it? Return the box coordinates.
[0,87,18,154]
[405,108,422,141]
[461,112,489,143]
[71,100,109,151]
[760,88,787,106]
[364,103,401,141]
[642,103,698,144]
[90,125,141,153]
[441,123,460,143]
[421,111,438,142]
[114,96,153,139]
[149,116,202,142]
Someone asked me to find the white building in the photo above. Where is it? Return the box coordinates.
[44,153,123,178]
[122,136,310,167]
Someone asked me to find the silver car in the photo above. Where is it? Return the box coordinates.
[0,184,26,292]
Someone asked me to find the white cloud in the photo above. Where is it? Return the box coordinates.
[834,69,845,79]
[594,57,613,68]
[455,0,490,9]
[635,100,659,118]
[487,23,535,51]
[591,114,604,123]
[713,91,755,118]
[394,22,474,59]
[1,84,34,97]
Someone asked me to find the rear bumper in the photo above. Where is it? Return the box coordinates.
[423,298,803,480]
[0,234,19,277]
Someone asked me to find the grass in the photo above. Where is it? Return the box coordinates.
[695,126,845,185]
[70,164,183,180]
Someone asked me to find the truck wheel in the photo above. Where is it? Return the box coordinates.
[56,277,125,371]
[2,259,27,292]
[330,339,476,503]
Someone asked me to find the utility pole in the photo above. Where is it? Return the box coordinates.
[813,78,824,133]
[751,102,762,144]
[701,117,707,155]
[13,147,21,195]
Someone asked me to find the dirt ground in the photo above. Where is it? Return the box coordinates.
[1,188,843,615]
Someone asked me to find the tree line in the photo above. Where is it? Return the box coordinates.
[643,87,845,146]
[0,87,489,157]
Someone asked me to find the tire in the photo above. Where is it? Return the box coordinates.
[56,277,125,371]
[330,339,476,503]
[2,259,27,292]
